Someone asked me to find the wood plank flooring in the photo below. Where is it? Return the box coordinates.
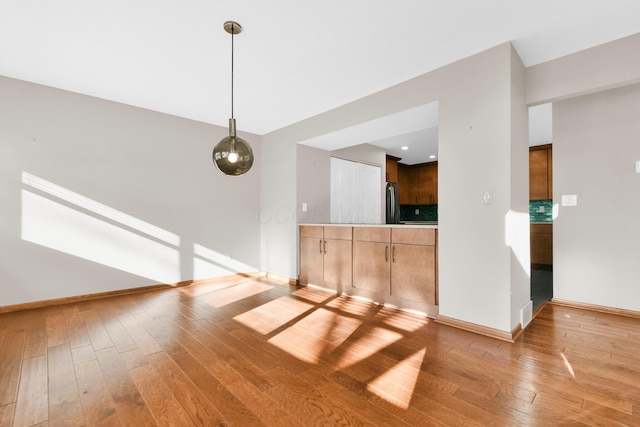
[1,274,639,426]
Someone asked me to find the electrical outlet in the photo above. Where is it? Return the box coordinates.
[302,202,308,212]
[538,206,545,213]
[415,208,419,215]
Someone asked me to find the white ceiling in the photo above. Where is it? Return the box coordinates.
[1,1,639,161]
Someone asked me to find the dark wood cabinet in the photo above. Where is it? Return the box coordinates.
[398,162,438,205]
[398,165,414,205]
[385,155,400,183]
[529,145,552,200]
[530,223,552,266]
[418,163,438,205]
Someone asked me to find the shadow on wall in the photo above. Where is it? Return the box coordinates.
[20,171,252,284]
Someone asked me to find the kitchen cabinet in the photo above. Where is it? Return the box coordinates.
[529,145,552,200]
[352,227,437,308]
[385,155,400,183]
[530,223,552,266]
[389,228,436,305]
[352,227,391,297]
[299,225,352,292]
[398,165,416,205]
[398,163,438,205]
[418,163,438,205]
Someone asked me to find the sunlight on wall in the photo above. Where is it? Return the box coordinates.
[22,171,180,245]
[193,243,256,278]
[505,209,531,274]
[21,172,180,284]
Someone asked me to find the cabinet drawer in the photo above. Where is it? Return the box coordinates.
[392,228,435,245]
[354,227,391,243]
[300,226,323,239]
[324,226,352,240]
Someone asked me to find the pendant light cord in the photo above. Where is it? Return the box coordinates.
[231,23,235,120]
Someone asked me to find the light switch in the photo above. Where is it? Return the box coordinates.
[481,190,493,205]
[302,202,308,212]
[561,195,577,206]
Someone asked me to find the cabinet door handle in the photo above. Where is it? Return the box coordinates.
[385,245,389,262]
[323,240,327,254]
[392,246,396,263]
[319,239,323,254]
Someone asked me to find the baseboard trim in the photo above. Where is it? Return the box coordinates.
[436,315,522,343]
[0,281,194,314]
[261,271,298,286]
[532,300,551,319]
[551,298,640,319]
[0,272,290,314]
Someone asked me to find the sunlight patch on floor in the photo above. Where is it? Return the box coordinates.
[201,281,273,308]
[267,308,364,364]
[367,347,427,409]
[234,295,314,335]
[560,352,576,378]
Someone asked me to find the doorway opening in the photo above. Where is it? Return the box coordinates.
[529,103,553,311]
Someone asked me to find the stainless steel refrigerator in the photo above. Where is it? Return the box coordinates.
[386,182,400,224]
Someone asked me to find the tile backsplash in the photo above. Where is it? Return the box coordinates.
[400,204,438,222]
[399,200,552,223]
[529,199,553,222]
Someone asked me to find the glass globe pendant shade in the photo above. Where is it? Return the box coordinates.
[213,118,253,175]
[212,21,254,176]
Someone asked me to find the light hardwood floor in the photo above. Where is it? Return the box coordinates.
[1,274,639,426]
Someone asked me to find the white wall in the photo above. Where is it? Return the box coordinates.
[260,133,297,278]
[0,76,262,306]
[553,83,640,311]
[261,42,530,334]
[526,32,640,105]
[296,145,330,224]
[509,46,532,328]
[437,44,529,333]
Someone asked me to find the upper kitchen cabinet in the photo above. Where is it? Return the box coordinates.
[418,163,438,205]
[529,144,552,200]
[398,162,438,205]
[398,165,416,205]
[385,155,400,183]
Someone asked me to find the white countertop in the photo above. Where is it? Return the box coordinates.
[299,223,438,229]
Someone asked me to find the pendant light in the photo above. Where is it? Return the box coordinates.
[213,21,254,175]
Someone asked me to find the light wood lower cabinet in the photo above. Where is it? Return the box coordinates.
[352,228,391,298]
[390,244,436,305]
[299,225,352,292]
[351,227,437,310]
[300,225,438,314]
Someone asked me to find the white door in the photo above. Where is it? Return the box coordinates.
[330,157,381,224]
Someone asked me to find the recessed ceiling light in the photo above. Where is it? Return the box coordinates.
[401,146,409,150]
[429,155,436,159]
